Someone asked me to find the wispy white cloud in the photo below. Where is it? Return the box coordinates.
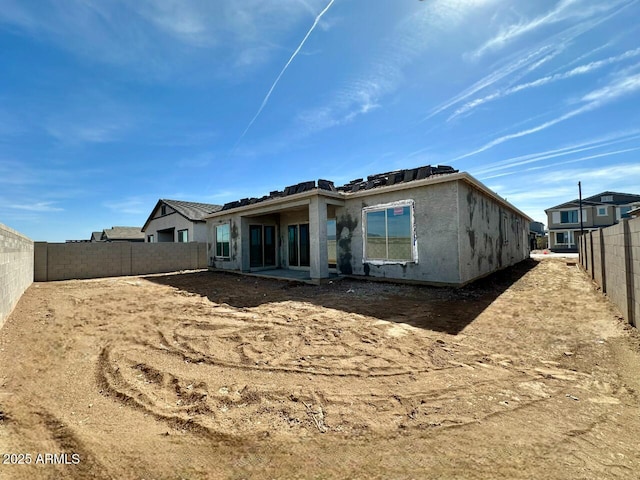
[0,0,330,79]
[479,146,640,180]
[473,129,640,176]
[237,0,336,143]
[297,0,500,135]
[7,201,63,212]
[453,70,640,161]
[426,1,636,123]
[424,44,559,121]
[450,48,640,120]
[471,0,632,58]
[103,197,148,215]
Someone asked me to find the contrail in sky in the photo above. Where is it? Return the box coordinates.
[236,0,336,145]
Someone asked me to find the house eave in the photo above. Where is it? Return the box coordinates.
[205,171,531,222]
[205,189,345,219]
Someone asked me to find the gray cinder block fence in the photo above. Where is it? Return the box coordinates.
[0,223,34,328]
[579,217,639,327]
[34,242,208,281]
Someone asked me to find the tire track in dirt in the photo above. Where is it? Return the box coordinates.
[95,303,588,439]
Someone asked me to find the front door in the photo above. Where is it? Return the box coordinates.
[250,225,276,268]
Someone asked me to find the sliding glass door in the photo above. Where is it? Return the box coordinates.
[250,225,276,268]
[288,224,310,267]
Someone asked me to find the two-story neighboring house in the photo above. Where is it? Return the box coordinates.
[546,191,640,252]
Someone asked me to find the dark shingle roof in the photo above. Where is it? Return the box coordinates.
[547,191,640,210]
[90,231,103,242]
[161,199,222,221]
[103,226,144,241]
[142,199,222,232]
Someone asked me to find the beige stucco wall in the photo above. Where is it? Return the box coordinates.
[457,181,530,284]
[144,211,207,243]
[0,223,34,328]
[34,242,207,281]
[336,181,461,285]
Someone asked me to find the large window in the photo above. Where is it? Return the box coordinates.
[619,206,632,219]
[363,201,415,262]
[178,229,188,243]
[215,224,230,258]
[560,210,578,223]
[555,231,574,245]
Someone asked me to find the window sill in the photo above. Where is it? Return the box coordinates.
[363,259,417,266]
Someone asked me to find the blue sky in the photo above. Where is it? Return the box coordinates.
[1,0,639,242]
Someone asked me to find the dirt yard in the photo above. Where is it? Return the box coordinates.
[1,259,640,479]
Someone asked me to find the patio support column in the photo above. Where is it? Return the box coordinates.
[240,216,250,272]
[309,196,329,281]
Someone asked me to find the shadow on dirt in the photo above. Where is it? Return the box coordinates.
[144,259,538,335]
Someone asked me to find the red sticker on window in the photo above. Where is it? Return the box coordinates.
[393,207,404,215]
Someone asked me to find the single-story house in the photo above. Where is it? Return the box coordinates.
[142,199,222,243]
[101,226,145,242]
[205,165,532,286]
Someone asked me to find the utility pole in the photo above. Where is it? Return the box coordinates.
[578,181,584,236]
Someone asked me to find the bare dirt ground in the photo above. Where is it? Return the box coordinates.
[1,259,640,479]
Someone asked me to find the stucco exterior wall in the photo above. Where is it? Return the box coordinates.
[457,181,529,284]
[34,242,207,281]
[336,181,461,285]
[144,212,205,242]
[0,223,34,328]
[208,216,242,271]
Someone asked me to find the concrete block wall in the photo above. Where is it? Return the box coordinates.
[630,219,640,327]
[580,218,639,327]
[602,222,628,322]
[0,223,34,328]
[592,229,604,288]
[35,242,207,281]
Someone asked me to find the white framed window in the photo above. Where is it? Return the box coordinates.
[617,206,632,220]
[362,200,417,264]
[147,234,154,243]
[597,206,607,216]
[178,229,188,243]
[601,195,613,202]
[551,209,586,224]
[215,223,230,258]
[502,214,509,245]
[555,231,574,245]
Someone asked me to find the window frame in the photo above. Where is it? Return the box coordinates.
[362,200,417,265]
[177,229,189,243]
[555,231,574,246]
[215,223,231,259]
[597,206,607,216]
[618,206,632,220]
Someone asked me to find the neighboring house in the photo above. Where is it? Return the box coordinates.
[205,165,531,286]
[529,221,547,250]
[90,231,103,242]
[142,199,222,243]
[101,226,145,242]
[546,191,640,252]
[629,206,640,218]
